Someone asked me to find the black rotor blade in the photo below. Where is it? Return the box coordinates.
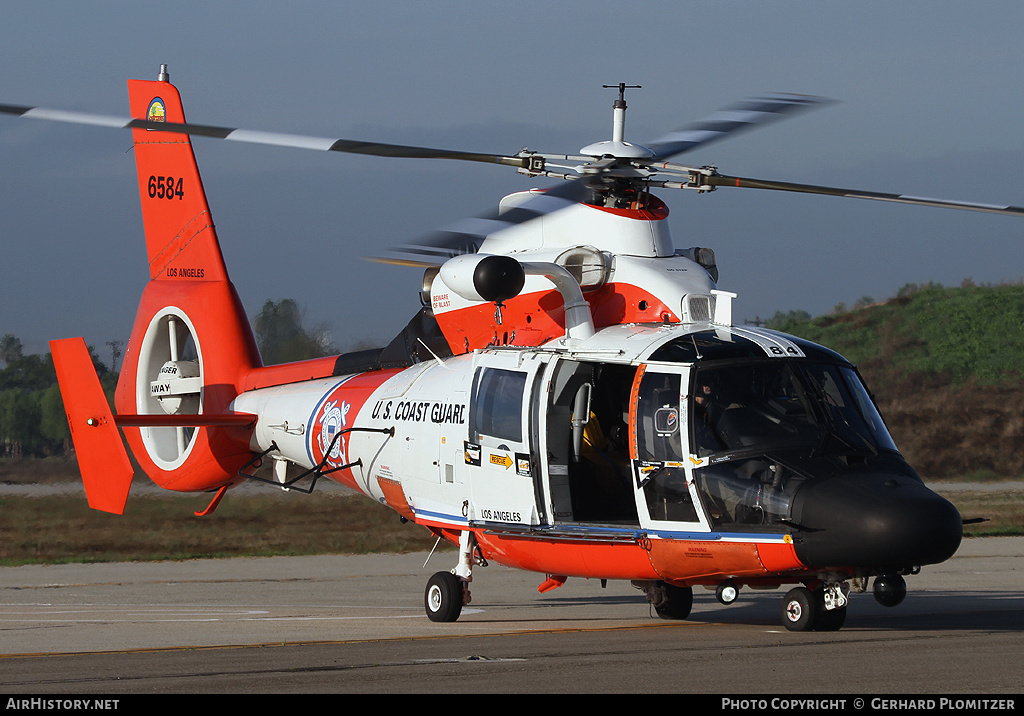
[0,103,531,168]
[644,93,836,162]
[707,173,1024,218]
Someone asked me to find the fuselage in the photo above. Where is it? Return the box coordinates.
[232,321,963,587]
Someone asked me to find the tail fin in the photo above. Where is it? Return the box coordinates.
[126,78,227,282]
[50,337,134,514]
[111,76,261,493]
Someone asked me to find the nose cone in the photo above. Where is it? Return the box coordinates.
[790,474,963,570]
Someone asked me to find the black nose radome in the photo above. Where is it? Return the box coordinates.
[789,474,963,570]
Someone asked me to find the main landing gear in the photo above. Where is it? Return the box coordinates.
[424,530,484,622]
[633,580,694,619]
[425,571,464,622]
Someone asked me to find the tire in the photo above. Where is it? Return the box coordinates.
[654,582,693,620]
[814,604,847,631]
[716,580,738,605]
[781,587,819,632]
[425,571,463,622]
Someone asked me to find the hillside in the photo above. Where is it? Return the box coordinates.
[770,282,1024,480]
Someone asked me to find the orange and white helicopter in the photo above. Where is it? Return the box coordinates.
[3,68,1013,631]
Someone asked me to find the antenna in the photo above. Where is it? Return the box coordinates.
[602,83,641,143]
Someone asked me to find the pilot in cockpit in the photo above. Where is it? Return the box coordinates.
[693,376,725,455]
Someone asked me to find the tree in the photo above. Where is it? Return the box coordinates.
[0,353,55,393]
[0,388,41,458]
[765,309,813,333]
[0,333,23,367]
[253,299,335,365]
[0,334,110,457]
[39,384,71,455]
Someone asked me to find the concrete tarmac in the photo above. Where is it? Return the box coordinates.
[1,538,1022,694]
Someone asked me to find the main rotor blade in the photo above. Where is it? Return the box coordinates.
[707,173,1024,217]
[644,93,836,162]
[0,103,531,168]
[373,179,590,266]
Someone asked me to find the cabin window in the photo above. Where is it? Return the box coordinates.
[470,367,526,442]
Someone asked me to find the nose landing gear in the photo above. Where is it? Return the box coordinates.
[781,580,849,632]
[716,579,739,605]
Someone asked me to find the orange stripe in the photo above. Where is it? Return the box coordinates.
[628,364,646,461]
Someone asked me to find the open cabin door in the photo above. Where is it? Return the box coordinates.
[543,358,639,526]
[465,352,546,526]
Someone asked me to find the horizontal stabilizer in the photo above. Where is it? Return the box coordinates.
[50,337,135,515]
[114,413,255,428]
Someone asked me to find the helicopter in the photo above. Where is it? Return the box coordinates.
[4,67,1012,631]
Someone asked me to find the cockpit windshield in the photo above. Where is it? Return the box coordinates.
[692,360,897,458]
[684,359,899,530]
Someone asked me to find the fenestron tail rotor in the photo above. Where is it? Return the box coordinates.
[139,310,203,467]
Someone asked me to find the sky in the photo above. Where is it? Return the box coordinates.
[2,1,1024,358]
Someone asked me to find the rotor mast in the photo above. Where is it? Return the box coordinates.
[603,83,640,145]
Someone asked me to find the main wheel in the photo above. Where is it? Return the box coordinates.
[425,571,464,622]
[814,604,847,631]
[654,582,693,620]
[781,587,819,632]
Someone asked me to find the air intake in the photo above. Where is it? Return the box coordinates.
[683,293,714,323]
[554,246,611,290]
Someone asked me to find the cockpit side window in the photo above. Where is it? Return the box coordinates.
[635,372,683,462]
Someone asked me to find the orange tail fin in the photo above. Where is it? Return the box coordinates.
[50,337,134,514]
[126,78,228,282]
[111,76,260,495]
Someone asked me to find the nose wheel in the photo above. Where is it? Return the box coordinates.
[781,584,848,632]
